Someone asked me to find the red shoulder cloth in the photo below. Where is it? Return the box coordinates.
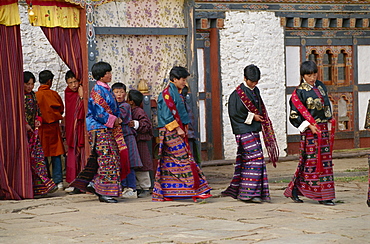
[236,85,279,167]
[162,85,200,189]
[291,88,336,173]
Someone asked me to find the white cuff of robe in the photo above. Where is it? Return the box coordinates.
[298,120,311,133]
[133,120,139,130]
[244,112,254,125]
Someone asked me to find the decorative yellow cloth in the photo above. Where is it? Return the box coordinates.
[165,120,180,132]
[0,2,20,26]
[28,5,80,28]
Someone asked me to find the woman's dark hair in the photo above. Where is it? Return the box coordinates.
[111,82,126,92]
[24,71,36,83]
[91,61,112,81]
[243,64,260,82]
[65,70,76,82]
[128,89,144,106]
[39,70,54,84]
[169,66,190,81]
[300,60,318,76]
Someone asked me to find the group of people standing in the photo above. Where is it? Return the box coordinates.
[24,69,84,197]
[23,60,368,206]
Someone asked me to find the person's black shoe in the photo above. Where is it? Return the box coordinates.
[367,199,370,207]
[318,200,335,206]
[291,188,303,203]
[69,187,83,195]
[99,195,118,203]
[86,184,97,195]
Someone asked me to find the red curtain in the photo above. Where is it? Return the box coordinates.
[41,27,84,82]
[0,24,33,200]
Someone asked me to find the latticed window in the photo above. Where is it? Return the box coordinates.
[337,50,347,85]
[305,46,353,131]
[309,51,318,63]
[305,46,352,86]
[322,50,333,85]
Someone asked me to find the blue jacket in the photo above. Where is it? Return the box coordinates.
[157,82,190,128]
[86,83,120,131]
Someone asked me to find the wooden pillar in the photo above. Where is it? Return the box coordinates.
[185,0,200,152]
[209,27,223,160]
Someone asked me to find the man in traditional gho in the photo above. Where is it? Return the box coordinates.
[36,70,65,190]
[221,64,279,203]
[284,60,336,206]
[152,66,212,202]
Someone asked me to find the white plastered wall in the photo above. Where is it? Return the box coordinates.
[220,11,287,160]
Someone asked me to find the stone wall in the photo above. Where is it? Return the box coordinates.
[219,11,287,160]
[19,3,69,99]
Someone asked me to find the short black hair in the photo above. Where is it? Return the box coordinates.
[91,61,112,81]
[111,82,126,92]
[24,71,35,83]
[128,90,144,106]
[39,70,54,84]
[65,70,76,82]
[300,60,318,76]
[169,66,190,82]
[243,64,260,82]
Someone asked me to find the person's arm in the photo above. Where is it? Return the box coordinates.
[157,94,178,131]
[88,97,117,128]
[133,109,152,134]
[55,92,65,116]
[289,89,317,133]
[34,93,42,127]
[228,91,253,124]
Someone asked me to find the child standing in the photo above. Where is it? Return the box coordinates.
[24,71,57,196]
[35,70,65,189]
[127,90,153,198]
[112,83,143,198]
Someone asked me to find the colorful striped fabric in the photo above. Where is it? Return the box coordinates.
[284,123,335,201]
[28,129,56,195]
[222,132,271,201]
[152,128,211,201]
[91,129,122,197]
[0,24,33,200]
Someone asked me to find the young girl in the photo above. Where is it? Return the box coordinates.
[284,60,336,206]
[24,71,57,197]
[73,61,129,203]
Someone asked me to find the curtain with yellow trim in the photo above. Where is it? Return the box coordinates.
[0,0,20,26]
[0,0,33,200]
